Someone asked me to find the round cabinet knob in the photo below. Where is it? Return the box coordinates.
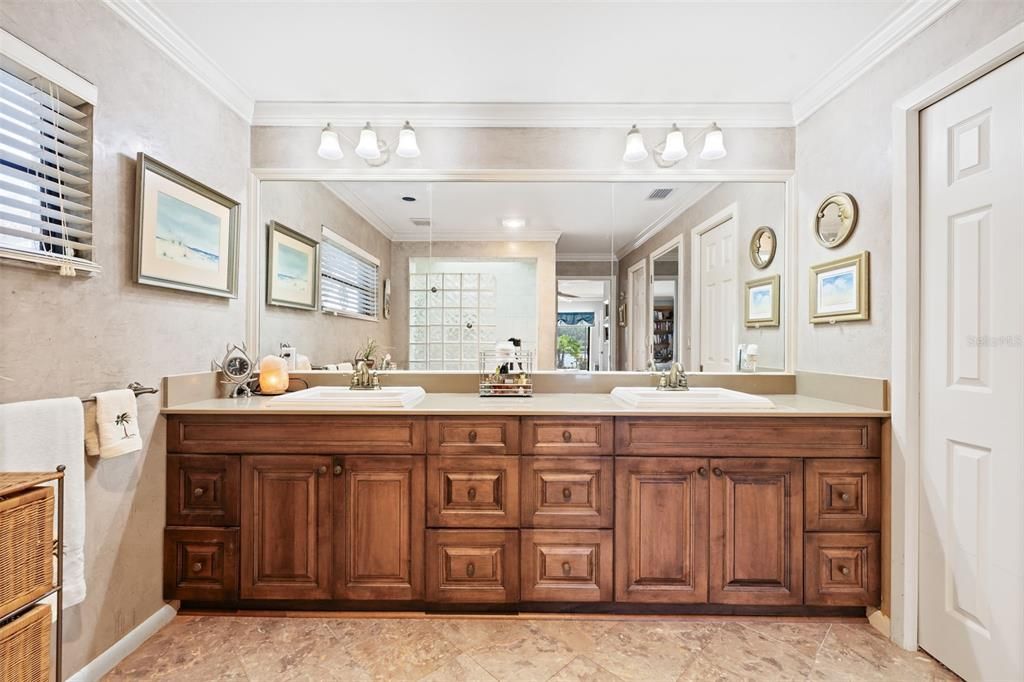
[318,465,328,475]
[466,562,475,577]
[193,487,205,497]
[333,465,343,476]
[192,562,203,572]
[467,487,477,501]
[697,467,708,477]
[840,492,851,502]
[840,566,851,576]
[712,467,724,477]
[562,562,572,576]
[562,430,572,442]
[562,487,572,500]
[468,430,478,443]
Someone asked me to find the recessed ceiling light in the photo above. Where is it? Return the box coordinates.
[502,217,526,229]
[401,196,416,202]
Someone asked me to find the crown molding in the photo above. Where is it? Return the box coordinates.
[102,0,254,122]
[251,101,794,128]
[792,0,962,124]
[319,182,398,240]
[615,182,720,259]
[556,253,618,263]
[391,229,562,243]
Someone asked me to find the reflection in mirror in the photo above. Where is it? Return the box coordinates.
[258,180,785,373]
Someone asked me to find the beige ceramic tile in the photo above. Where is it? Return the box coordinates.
[529,619,619,654]
[437,619,577,681]
[549,655,625,681]
[419,653,498,682]
[810,624,959,681]
[585,622,720,682]
[738,621,832,660]
[329,618,464,680]
[686,622,815,681]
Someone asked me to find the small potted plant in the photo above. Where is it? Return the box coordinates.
[355,337,380,369]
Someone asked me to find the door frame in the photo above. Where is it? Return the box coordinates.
[626,259,648,370]
[689,203,739,372]
[649,235,685,367]
[891,22,1024,651]
[555,274,616,370]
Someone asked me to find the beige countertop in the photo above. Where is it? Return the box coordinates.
[162,392,889,418]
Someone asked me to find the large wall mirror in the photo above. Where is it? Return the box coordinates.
[256,179,788,373]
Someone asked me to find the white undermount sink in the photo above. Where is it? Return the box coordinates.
[610,386,775,409]
[267,386,426,409]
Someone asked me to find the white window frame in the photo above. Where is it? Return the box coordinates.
[319,225,380,322]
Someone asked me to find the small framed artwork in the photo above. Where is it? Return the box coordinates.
[382,278,392,319]
[135,153,239,297]
[810,251,870,323]
[745,275,780,327]
[267,221,319,310]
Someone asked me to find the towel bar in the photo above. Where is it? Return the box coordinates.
[80,382,158,403]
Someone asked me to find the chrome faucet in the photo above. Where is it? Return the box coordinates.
[661,361,689,391]
[350,360,381,390]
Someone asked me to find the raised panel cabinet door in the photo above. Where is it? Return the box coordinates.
[166,454,240,527]
[709,458,803,605]
[425,530,520,603]
[614,457,709,603]
[240,455,332,600]
[427,456,520,528]
[521,529,613,602]
[427,417,520,455]
[521,457,613,528]
[334,455,425,601]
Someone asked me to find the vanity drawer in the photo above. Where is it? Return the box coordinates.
[521,417,613,456]
[167,455,240,526]
[804,532,881,606]
[427,456,520,527]
[520,530,612,602]
[163,527,239,602]
[427,417,520,455]
[615,417,881,457]
[425,530,519,603]
[805,459,881,531]
[521,457,613,528]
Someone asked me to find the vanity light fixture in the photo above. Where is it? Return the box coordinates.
[622,124,649,163]
[317,123,344,160]
[355,122,382,160]
[395,121,421,159]
[642,122,729,167]
[501,217,526,229]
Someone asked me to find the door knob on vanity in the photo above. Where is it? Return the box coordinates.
[562,561,572,576]
[333,465,343,476]
[562,430,572,442]
[712,467,723,477]
[840,492,851,502]
[466,562,475,577]
[192,561,203,572]
[468,430,478,442]
[697,467,708,477]
[317,465,328,475]
[839,565,851,576]
[467,487,477,501]
[193,487,205,497]
[562,487,572,500]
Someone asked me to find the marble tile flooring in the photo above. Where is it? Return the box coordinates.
[106,614,957,681]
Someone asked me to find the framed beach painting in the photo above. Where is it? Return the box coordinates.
[810,251,870,323]
[744,274,780,327]
[267,221,319,310]
[135,154,239,297]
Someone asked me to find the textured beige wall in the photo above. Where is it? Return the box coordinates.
[259,181,393,363]
[0,1,250,676]
[617,182,787,370]
[795,0,1024,378]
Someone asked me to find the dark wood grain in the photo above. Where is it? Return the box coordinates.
[166,454,240,527]
[521,417,614,456]
[804,532,881,606]
[614,457,709,603]
[520,457,613,529]
[427,416,520,455]
[709,458,803,605]
[427,456,520,528]
[520,529,612,602]
[804,459,882,532]
[425,530,520,603]
[163,527,238,602]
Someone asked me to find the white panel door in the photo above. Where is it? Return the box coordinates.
[628,261,648,370]
[699,217,737,372]
[919,54,1024,682]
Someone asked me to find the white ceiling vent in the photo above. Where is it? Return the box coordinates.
[646,188,675,200]
[410,217,432,227]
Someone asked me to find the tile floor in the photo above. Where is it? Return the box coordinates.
[106,614,957,681]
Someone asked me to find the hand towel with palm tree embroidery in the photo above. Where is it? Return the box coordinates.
[93,388,142,458]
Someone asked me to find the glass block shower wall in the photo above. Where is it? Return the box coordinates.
[408,272,497,370]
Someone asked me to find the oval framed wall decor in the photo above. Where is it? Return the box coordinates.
[814,192,858,248]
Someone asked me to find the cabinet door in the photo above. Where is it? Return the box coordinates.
[427,456,519,528]
[240,455,332,600]
[335,456,425,600]
[709,458,802,605]
[614,457,709,603]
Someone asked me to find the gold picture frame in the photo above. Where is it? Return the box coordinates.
[809,251,870,324]
[749,226,777,269]
[266,221,319,310]
[744,275,780,328]
[813,192,858,248]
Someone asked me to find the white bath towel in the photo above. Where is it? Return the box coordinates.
[0,397,87,608]
[93,389,142,458]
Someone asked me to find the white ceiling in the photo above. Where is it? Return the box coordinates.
[148,0,906,107]
[322,180,725,257]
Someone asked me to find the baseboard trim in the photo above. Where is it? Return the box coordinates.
[67,604,176,681]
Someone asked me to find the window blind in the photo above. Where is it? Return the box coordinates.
[0,64,95,271]
[320,226,379,320]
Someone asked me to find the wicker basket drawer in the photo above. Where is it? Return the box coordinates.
[0,487,54,618]
[0,604,50,682]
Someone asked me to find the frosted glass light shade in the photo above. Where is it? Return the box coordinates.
[661,125,688,162]
[317,124,343,160]
[622,125,648,163]
[355,123,381,160]
[395,121,420,159]
[700,124,727,160]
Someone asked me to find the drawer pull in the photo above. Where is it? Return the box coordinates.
[467,487,477,501]
[840,492,851,502]
[697,467,707,477]
[562,561,572,576]
[333,465,343,476]
[562,487,572,500]
[193,487,205,497]
[317,465,328,475]
[562,430,572,442]
[468,430,478,443]
[839,565,851,576]
[466,562,475,577]
[192,561,203,572]
[712,467,723,477]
